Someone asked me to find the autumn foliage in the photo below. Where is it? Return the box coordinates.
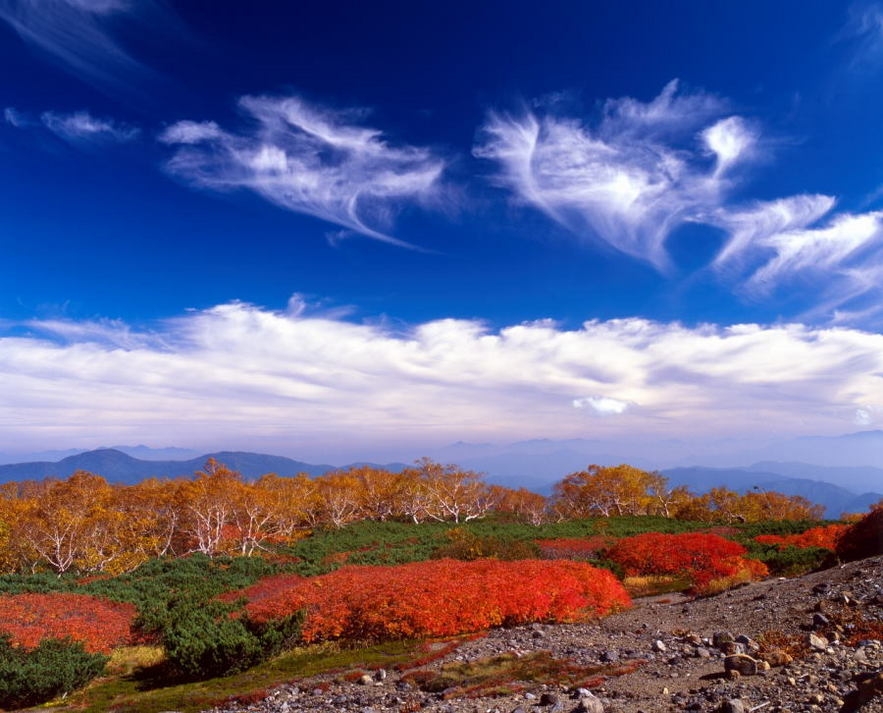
[0,592,135,653]
[835,505,883,561]
[605,532,767,594]
[233,559,631,643]
[754,524,849,552]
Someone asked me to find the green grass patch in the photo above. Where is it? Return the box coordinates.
[50,639,428,713]
[401,650,644,699]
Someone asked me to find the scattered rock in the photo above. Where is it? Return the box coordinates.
[575,692,605,713]
[719,699,746,713]
[807,632,829,651]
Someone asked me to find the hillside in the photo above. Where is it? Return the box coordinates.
[195,555,883,713]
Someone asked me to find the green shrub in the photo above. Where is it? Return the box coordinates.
[432,527,539,560]
[160,594,302,680]
[0,633,108,709]
[745,543,833,577]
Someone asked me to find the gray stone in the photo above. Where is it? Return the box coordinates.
[807,633,828,651]
[576,692,605,713]
[719,700,746,713]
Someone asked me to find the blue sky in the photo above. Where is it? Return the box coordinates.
[2,0,883,464]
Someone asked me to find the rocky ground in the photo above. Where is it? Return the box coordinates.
[206,556,883,713]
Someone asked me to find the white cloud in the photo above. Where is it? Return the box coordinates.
[41,110,139,143]
[0,0,166,90]
[572,396,631,415]
[1,300,882,457]
[159,95,447,247]
[158,120,225,145]
[854,407,873,426]
[702,116,756,175]
[474,80,759,271]
[749,210,883,289]
[711,194,837,270]
[711,195,883,317]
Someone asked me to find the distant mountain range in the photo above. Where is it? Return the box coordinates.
[660,466,882,519]
[0,449,338,484]
[0,447,879,519]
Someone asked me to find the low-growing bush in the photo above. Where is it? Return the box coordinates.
[750,544,833,577]
[0,633,108,709]
[754,524,848,551]
[836,506,883,561]
[535,537,614,560]
[235,559,631,643]
[158,593,302,679]
[433,528,539,560]
[605,532,766,594]
[0,592,135,653]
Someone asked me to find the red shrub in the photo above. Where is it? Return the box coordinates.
[836,507,883,561]
[0,593,136,653]
[233,559,631,643]
[754,524,848,552]
[605,532,764,593]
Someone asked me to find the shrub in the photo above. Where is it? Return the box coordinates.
[0,592,135,653]
[433,528,539,560]
[836,507,883,561]
[159,593,302,679]
[235,559,630,644]
[754,524,848,551]
[605,532,766,594]
[0,633,108,709]
[752,545,832,577]
[535,537,614,560]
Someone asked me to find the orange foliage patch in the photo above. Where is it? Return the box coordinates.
[0,592,136,653]
[606,532,766,594]
[234,559,631,643]
[754,524,849,551]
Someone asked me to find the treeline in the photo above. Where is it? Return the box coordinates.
[0,458,824,576]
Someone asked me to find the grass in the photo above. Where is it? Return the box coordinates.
[38,639,429,713]
[622,574,689,598]
[400,650,644,699]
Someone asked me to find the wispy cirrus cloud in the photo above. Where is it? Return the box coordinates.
[711,195,883,320]
[1,299,882,458]
[0,0,169,90]
[159,95,447,247]
[474,80,759,271]
[4,106,28,128]
[838,1,883,67]
[4,106,139,146]
[41,109,139,143]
